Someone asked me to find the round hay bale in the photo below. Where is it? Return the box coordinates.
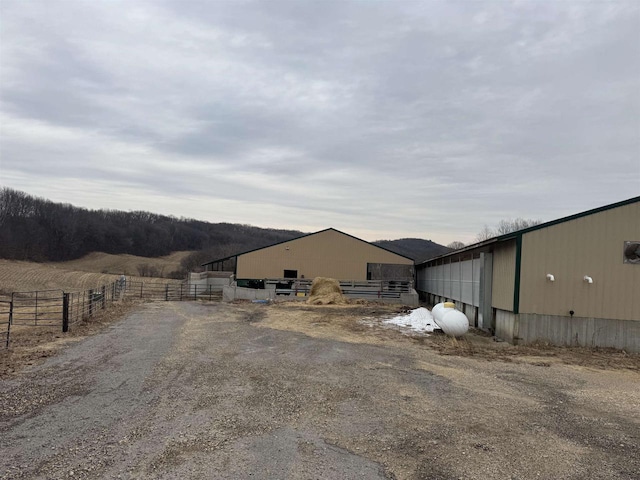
[307,277,347,305]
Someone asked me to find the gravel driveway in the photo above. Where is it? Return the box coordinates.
[1,302,638,479]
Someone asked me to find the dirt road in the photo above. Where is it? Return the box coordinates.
[1,302,638,479]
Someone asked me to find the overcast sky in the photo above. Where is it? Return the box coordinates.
[1,0,638,245]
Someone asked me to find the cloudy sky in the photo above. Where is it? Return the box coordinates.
[1,0,638,245]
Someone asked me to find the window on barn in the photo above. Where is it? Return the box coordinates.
[283,269,298,278]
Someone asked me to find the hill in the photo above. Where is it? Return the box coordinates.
[0,188,304,263]
[0,188,450,268]
[0,259,122,297]
[373,238,451,263]
[51,251,194,278]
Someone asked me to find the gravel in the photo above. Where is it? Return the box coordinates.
[1,301,638,479]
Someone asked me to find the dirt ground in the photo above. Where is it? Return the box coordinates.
[1,301,638,479]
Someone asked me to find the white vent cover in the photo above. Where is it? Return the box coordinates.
[624,241,640,264]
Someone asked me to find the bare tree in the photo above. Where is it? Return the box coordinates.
[476,218,542,242]
[495,218,541,235]
[475,225,495,242]
[447,241,465,250]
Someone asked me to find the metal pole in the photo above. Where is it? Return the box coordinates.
[62,293,69,333]
[6,302,13,348]
[88,289,94,317]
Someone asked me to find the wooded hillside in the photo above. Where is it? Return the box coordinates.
[0,188,303,263]
[0,188,449,271]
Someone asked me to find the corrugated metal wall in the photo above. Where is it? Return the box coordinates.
[491,241,516,311]
[416,256,481,307]
[519,201,640,321]
[236,229,413,280]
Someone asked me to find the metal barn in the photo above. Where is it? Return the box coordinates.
[416,197,640,352]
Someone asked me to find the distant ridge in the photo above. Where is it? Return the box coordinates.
[373,238,451,263]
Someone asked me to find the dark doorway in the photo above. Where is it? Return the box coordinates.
[283,269,298,279]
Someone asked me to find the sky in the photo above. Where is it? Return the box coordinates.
[1,0,638,245]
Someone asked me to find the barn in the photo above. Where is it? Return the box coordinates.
[416,196,640,352]
[203,228,414,281]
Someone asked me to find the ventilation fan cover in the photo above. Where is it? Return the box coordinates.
[624,241,640,264]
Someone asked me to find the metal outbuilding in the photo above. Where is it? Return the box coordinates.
[203,228,415,282]
[416,196,640,352]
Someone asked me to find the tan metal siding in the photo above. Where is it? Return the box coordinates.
[519,202,640,321]
[491,241,516,311]
[236,229,413,280]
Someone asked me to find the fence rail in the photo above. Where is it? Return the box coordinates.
[3,280,223,348]
[10,290,64,326]
[0,300,12,348]
[121,281,223,302]
[263,278,413,298]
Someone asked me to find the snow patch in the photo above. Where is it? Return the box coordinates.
[383,307,439,333]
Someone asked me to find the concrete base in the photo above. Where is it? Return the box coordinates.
[495,310,517,343]
[223,286,276,302]
[223,287,419,306]
[189,272,233,290]
[494,310,640,353]
[399,291,419,307]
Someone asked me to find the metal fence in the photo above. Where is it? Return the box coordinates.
[263,278,413,299]
[3,280,223,348]
[10,290,64,326]
[121,281,223,302]
[0,300,12,348]
[66,282,120,328]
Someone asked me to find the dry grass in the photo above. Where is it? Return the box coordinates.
[0,259,122,298]
[260,302,640,372]
[422,328,640,371]
[0,258,176,300]
[51,250,194,277]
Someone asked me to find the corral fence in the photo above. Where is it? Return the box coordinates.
[0,300,12,348]
[121,281,223,302]
[263,278,413,299]
[3,280,223,348]
[11,290,64,326]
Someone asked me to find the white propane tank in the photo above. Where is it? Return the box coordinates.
[432,302,469,337]
[432,302,445,320]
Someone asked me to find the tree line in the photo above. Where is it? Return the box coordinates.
[0,188,451,277]
[446,218,542,250]
[0,188,304,267]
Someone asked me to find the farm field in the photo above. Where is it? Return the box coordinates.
[1,301,638,479]
[51,250,194,277]
[0,259,122,298]
[0,252,191,298]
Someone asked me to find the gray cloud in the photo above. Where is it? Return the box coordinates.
[1,0,638,245]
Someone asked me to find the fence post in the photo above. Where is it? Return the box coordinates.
[101,286,106,309]
[140,282,143,299]
[88,289,94,317]
[180,283,183,301]
[165,284,169,301]
[62,293,69,333]
[35,290,38,326]
[209,285,212,301]
[193,284,197,301]
[6,302,13,348]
